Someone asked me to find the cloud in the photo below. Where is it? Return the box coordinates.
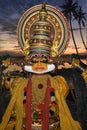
[0,24,86,56]
[9,13,20,20]
[0,25,21,52]
[64,46,87,54]
[0,0,86,56]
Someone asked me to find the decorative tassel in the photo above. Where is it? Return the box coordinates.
[25,77,32,130]
[42,78,51,130]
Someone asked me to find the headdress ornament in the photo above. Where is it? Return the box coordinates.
[17,3,70,63]
[17,3,70,73]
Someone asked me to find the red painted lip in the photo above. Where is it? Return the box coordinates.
[34,67,47,71]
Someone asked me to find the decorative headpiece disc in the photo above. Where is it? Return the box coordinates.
[17,3,70,63]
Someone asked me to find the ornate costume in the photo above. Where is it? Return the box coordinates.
[0,3,84,130]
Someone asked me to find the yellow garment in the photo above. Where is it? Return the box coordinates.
[0,75,82,130]
[2,58,10,67]
[49,75,82,130]
[82,68,87,85]
[0,77,28,130]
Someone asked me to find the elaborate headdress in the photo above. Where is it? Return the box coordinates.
[28,3,53,63]
[17,3,70,73]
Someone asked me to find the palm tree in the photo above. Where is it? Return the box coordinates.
[74,6,87,51]
[60,0,80,60]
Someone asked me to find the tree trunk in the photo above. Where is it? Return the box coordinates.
[79,23,87,51]
[69,13,80,61]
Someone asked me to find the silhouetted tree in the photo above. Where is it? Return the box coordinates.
[74,6,87,52]
[60,0,80,60]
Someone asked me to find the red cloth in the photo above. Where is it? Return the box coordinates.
[42,78,51,130]
[25,77,32,130]
[25,77,51,130]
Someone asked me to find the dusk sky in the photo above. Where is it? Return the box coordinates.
[0,0,87,56]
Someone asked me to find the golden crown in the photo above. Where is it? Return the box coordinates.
[26,3,54,63]
[17,3,70,64]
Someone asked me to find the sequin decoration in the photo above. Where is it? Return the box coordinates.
[23,87,57,123]
[50,88,57,116]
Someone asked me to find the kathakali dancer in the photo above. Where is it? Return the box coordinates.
[0,3,83,130]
